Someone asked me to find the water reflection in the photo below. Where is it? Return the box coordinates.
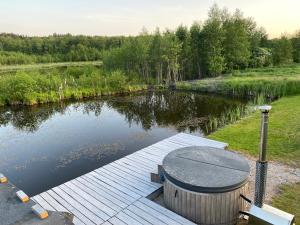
[0,91,247,196]
[0,91,245,134]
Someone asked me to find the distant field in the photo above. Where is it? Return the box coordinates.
[0,61,102,73]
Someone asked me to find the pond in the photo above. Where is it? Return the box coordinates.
[0,90,248,196]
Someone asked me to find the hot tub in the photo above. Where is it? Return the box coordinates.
[162,146,250,225]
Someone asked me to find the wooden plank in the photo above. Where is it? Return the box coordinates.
[105,163,158,189]
[115,211,142,225]
[108,217,128,225]
[118,157,154,171]
[83,173,137,202]
[138,198,195,225]
[133,201,181,225]
[122,209,152,225]
[88,171,141,199]
[71,179,126,210]
[172,133,228,149]
[47,189,94,225]
[53,186,104,224]
[73,218,86,225]
[102,222,112,225]
[148,141,183,151]
[134,152,162,164]
[114,160,158,182]
[140,149,169,159]
[152,141,184,150]
[32,195,55,211]
[122,155,155,169]
[127,205,166,225]
[64,181,117,216]
[39,192,68,212]
[126,155,157,168]
[136,150,164,161]
[102,165,156,191]
[77,176,132,206]
[94,169,149,196]
[109,162,159,187]
[139,146,166,157]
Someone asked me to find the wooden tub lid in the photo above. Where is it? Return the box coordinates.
[162,146,250,193]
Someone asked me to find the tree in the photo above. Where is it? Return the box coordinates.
[189,22,202,78]
[148,28,164,84]
[199,4,225,76]
[175,25,192,80]
[272,35,293,65]
[223,10,251,70]
[292,31,300,63]
[161,31,181,84]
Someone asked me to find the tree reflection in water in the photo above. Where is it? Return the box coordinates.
[0,91,246,135]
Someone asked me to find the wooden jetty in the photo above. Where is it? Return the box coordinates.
[32,133,228,225]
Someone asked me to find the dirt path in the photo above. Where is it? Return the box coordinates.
[245,155,300,203]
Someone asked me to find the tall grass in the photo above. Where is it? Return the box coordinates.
[0,66,147,106]
[205,100,260,133]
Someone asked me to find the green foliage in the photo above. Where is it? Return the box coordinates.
[199,5,225,76]
[102,4,274,80]
[189,22,202,78]
[1,4,300,82]
[292,31,300,63]
[106,70,127,90]
[249,47,272,67]
[0,66,146,105]
[0,33,124,65]
[223,10,251,70]
[272,35,293,65]
[5,72,37,103]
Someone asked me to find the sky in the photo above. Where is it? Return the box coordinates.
[0,0,299,38]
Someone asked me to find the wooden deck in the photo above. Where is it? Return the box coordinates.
[32,133,228,225]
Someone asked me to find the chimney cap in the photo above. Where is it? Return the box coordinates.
[258,105,272,113]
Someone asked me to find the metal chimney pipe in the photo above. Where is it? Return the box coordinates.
[254,105,272,207]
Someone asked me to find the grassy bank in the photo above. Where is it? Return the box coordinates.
[0,65,147,106]
[177,64,300,98]
[208,95,300,219]
[271,183,300,220]
[209,95,300,167]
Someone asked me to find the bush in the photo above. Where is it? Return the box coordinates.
[5,72,37,103]
[107,70,127,90]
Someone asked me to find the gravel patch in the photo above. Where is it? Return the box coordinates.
[245,155,300,203]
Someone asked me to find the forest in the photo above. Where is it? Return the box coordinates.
[0,5,299,84]
[1,5,300,106]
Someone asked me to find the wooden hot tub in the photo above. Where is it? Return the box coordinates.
[162,146,250,225]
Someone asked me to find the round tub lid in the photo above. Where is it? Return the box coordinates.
[162,146,250,193]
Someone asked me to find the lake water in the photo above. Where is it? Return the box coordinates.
[0,91,247,196]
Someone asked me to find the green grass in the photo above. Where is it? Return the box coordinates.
[177,64,300,98]
[209,95,300,167]
[0,61,102,73]
[271,183,300,221]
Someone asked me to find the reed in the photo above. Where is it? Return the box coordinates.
[0,66,147,106]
